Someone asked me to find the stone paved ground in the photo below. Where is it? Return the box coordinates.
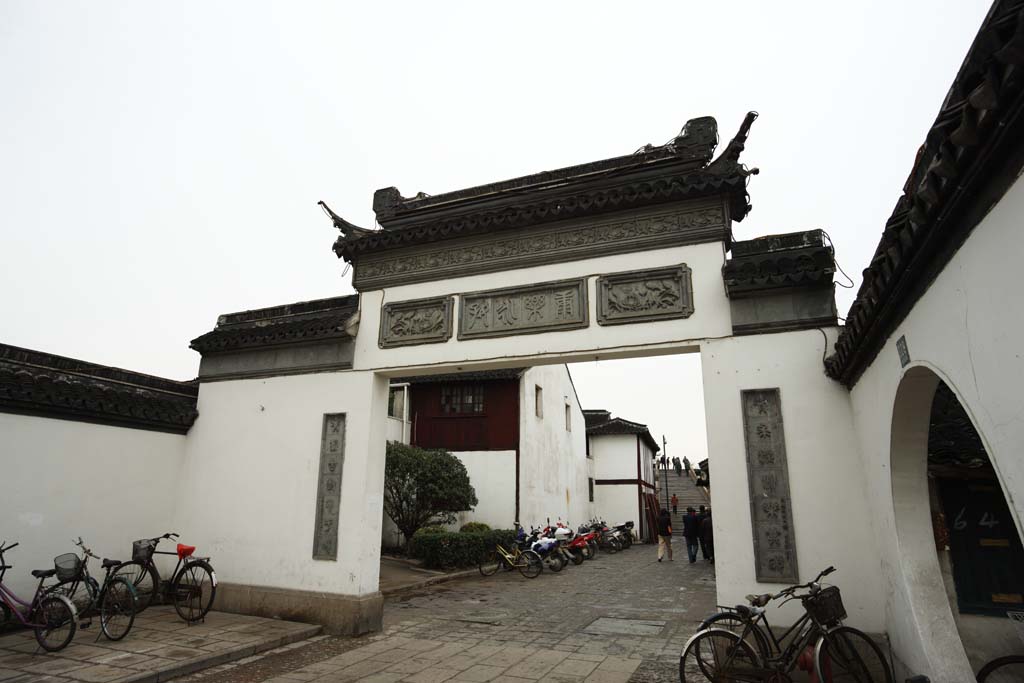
[182,546,717,683]
[0,606,319,683]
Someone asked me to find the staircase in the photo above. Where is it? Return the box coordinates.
[656,467,710,537]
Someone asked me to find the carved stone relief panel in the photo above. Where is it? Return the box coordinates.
[379,296,454,348]
[458,278,588,340]
[741,389,798,583]
[596,264,694,326]
[354,201,727,290]
[313,413,345,561]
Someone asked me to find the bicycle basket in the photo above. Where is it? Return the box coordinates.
[54,553,82,582]
[133,539,157,563]
[802,586,847,626]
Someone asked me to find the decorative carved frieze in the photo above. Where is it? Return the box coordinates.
[741,389,799,583]
[313,413,345,561]
[458,278,588,340]
[378,296,454,348]
[354,202,727,290]
[596,265,694,326]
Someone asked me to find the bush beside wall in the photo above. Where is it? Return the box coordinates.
[409,529,517,569]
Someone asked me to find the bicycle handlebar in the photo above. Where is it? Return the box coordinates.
[74,537,99,559]
[772,566,837,600]
[0,542,17,553]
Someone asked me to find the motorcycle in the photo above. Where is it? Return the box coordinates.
[589,520,622,553]
[612,521,634,549]
[525,528,566,572]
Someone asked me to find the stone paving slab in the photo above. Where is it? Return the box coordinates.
[0,607,319,683]
[173,548,717,682]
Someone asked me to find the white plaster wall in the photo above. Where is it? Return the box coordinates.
[0,413,184,597]
[517,365,590,528]
[448,450,517,530]
[848,174,1024,681]
[353,241,729,374]
[590,433,643,526]
[700,328,882,630]
[591,434,639,480]
[177,370,389,597]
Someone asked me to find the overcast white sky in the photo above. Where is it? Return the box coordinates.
[0,1,991,462]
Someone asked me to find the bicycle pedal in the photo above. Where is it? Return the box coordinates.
[80,621,93,630]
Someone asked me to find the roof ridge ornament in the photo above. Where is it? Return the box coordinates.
[319,200,375,241]
[705,111,760,178]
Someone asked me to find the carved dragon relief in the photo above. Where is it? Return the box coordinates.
[596,265,694,326]
[378,296,454,348]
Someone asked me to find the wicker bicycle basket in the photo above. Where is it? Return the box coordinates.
[54,553,82,582]
[802,586,847,627]
[133,539,157,563]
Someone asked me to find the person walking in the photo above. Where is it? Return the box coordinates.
[683,507,701,563]
[697,505,711,560]
[700,507,714,564]
[656,508,673,562]
[671,493,679,515]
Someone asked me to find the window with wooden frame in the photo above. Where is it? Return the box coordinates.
[440,383,484,415]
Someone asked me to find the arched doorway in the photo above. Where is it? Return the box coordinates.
[891,366,1024,680]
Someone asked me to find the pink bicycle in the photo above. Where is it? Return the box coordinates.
[0,541,78,652]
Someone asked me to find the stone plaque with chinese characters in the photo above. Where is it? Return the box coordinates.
[313,413,345,561]
[596,264,694,326]
[457,278,588,340]
[379,296,454,348]
[741,389,798,583]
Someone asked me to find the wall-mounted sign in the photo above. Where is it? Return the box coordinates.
[741,389,799,584]
[458,278,589,340]
[896,335,910,368]
[313,413,346,561]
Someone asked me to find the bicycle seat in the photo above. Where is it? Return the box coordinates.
[746,593,772,607]
[734,604,764,618]
[176,544,196,559]
[31,568,56,579]
[101,558,120,569]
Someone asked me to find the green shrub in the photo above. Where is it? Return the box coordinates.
[409,529,518,569]
[459,522,491,533]
[417,525,447,535]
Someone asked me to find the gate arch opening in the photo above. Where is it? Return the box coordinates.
[890,365,1024,680]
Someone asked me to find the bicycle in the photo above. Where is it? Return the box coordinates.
[0,541,78,652]
[44,538,137,641]
[680,566,893,682]
[977,655,1024,681]
[479,539,543,579]
[111,532,217,623]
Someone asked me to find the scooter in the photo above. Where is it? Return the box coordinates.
[612,521,634,549]
[527,528,566,572]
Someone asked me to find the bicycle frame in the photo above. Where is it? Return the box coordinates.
[0,575,52,629]
[736,609,819,671]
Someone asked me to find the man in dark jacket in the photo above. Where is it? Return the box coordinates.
[656,509,673,562]
[700,508,714,563]
[697,505,711,560]
[682,507,701,563]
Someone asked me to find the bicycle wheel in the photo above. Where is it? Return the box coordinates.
[815,626,893,682]
[479,550,502,577]
[517,550,543,579]
[172,560,217,622]
[700,612,771,662]
[111,561,158,611]
[977,655,1024,682]
[44,576,98,618]
[99,577,136,641]
[32,595,77,652]
[680,627,760,682]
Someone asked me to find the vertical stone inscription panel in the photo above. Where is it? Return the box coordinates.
[313,413,345,561]
[741,389,798,583]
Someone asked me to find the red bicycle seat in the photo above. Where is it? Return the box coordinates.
[177,544,196,559]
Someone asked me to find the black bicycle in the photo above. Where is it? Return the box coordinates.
[111,532,216,623]
[681,566,893,682]
[44,538,137,641]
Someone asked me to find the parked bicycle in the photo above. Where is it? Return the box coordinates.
[111,532,216,623]
[478,537,543,579]
[680,566,893,682]
[0,541,78,652]
[44,538,137,641]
